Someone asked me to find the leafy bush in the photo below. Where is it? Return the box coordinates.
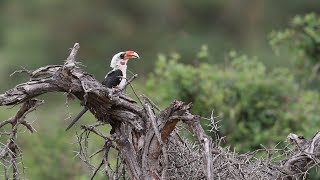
[145,50,320,152]
[270,13,320,84]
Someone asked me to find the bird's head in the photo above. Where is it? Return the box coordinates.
[110,50,140,69]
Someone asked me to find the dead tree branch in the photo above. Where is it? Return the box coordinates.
[0,43,319,180]
[0,99,42,180]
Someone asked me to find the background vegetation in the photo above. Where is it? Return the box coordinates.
[0,1,320,179]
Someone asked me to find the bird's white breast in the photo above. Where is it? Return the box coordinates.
[118,65,127,89]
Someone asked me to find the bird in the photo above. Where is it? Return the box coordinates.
[65,50,140,131]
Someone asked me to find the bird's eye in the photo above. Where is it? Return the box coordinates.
[120,53,125,59]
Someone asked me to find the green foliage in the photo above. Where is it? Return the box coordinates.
[20,130,83,179]
[145,50,320,152]
[0,0,319,178]
[270,13,320,83]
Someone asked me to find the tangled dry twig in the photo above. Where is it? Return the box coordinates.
[0,99,42,180]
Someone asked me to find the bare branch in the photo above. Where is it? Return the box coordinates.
[0,119,12,129]
[0,99,43,179]
[63,43,80,71]
[10,67,32,77]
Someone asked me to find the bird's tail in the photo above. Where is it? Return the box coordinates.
[65,107,89,131]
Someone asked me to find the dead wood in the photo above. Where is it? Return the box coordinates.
[0,43,319,180]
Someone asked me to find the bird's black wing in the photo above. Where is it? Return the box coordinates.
[102,69,123,88]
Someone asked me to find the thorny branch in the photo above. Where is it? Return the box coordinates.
[0,99,42,180]
[0,43,319,180]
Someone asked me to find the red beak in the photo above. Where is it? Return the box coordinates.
[124,51,140,60]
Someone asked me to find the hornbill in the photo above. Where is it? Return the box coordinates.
[65,50,140,131]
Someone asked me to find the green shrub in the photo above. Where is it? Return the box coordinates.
[145,50,320,152]
[270,13,320,85]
